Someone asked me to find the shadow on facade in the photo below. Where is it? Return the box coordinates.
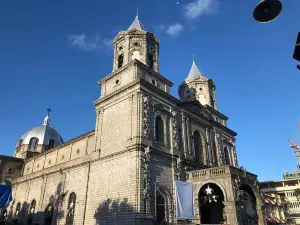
[0,183,65,225]
[94,198,136,225]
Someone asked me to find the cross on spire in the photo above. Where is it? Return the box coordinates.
[47,108,51,116]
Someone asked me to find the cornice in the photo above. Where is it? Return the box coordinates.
[23,130,95,163]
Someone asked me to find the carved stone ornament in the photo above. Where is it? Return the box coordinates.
[233,148,239,167]
[218,143,224,165]
[143,146,152,199]
[142,94,151,139]
[172,110,179,149]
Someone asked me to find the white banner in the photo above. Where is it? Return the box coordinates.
[175,180,196,220]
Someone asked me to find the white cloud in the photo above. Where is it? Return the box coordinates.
[184,0,218,20]
[166,23,184,36]
[68,34,113,52]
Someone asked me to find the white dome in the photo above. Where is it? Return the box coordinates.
[17,115,64,147]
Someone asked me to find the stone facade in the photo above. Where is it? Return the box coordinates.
[0,15,266,225]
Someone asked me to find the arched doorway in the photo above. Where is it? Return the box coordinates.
[239,185,258,225]
[199,183,225,224]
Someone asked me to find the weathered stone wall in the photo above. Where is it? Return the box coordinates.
[0,156,23,184]
[9,149,140,225]
[22,131,94,176]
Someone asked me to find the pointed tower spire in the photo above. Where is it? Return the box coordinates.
[128,11,146,31]
[187,58,204,80]
[43,108,51,126]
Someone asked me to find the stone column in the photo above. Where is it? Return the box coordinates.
[181,113,187,157]
[186,117,191,155]
[256,205,267,225]
[223,201,239,225]
[193,186,201,224]
[94,109,104,154]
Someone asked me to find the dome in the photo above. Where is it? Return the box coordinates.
[17,114,64,147]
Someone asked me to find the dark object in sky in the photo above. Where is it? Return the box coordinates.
[297,63,300,70]
[253,0,282,23]
[293,32,300,62]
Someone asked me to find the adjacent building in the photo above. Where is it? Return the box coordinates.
[260,171,300,225]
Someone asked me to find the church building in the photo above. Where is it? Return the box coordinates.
[0,15,267,225]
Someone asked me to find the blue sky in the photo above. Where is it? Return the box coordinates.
[0,0,299,181]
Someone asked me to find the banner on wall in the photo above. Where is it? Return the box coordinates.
[175,180,195,220]
[0,185,12,207]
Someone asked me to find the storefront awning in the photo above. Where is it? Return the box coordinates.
[0,185,12,207]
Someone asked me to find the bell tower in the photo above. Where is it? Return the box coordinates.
[112,14,159,72]
[179,59,218,110]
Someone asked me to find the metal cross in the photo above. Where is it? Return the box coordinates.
[47,108,52,116]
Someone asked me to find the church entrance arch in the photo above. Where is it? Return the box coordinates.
[239,185,258,225]
[199,183,225,224]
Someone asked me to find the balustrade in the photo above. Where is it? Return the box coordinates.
[189,165,257,181]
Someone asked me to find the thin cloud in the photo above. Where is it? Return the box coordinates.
[68,34,113,52]
[166,23,184,36]
[184,0,219,20]
[101,38,113,49]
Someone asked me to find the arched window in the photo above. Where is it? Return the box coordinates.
[0,209,8,224]
[14,202,21,222]
[156,191,166,224]
[28,200,36,225]
[155,116,164,143]
[66,192,76,225]
[194,131,203,163]
[224,147,230,165]
[44,203,54,225]
[48,139,55,150]
[148,53,154,69]
[212,142,218,165]
[118,54,124,68]
[28,137,38,151]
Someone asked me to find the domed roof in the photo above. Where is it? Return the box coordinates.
[17,114,64,147]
